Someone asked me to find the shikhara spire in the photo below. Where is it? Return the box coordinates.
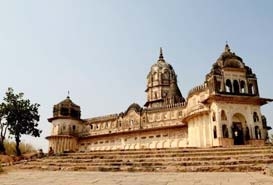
[67,90,70,98]
[159,47,164,61]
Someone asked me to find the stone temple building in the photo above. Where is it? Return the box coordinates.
[46,44,272,153]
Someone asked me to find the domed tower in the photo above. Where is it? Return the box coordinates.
[46,96,83,153]
[203,44,272,147]
[206,44,259,95]
[144,48,185,108]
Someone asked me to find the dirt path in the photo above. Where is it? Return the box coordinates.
[0,170,273,185]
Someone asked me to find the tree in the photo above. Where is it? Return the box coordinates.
[3,88,42,156]
[0,103,8,154]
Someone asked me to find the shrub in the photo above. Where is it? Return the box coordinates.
[0,162,3,173]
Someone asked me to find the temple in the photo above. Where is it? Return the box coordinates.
[46,44,272,153]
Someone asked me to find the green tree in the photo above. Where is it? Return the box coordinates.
[3,88,41,156]
[0,103,8,154]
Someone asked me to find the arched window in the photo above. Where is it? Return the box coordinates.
[178,111,182,118]
[163,70,169,80]
[225,79,232,93]
[233,80,239,94]
[90,124,93,130]
[253,112,259,122]
[213,126,217,138]
[130,120,134,126]
[154,92,158,99]
[254,126,261,139]
[240,81,246,93]
[221,110,227,120]
[262,115,267,129]
[222,124,229,138]
[249,84,254,94]
[212,112,216,121]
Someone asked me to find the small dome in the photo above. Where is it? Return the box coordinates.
[216,44,245,69]
[57,96,80,107]
[53,96,81,119]
[206,43,256,80]
[125,103,142,114]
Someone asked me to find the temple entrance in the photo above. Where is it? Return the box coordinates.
[232,122,244,145]
[232,113,247,145]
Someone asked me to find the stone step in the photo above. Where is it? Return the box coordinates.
[19,158,273,168]
[68,146,273,156]
[54,150,273,160]
[13,146,273,172]
[17,163,265,172]
[37,153,273,163]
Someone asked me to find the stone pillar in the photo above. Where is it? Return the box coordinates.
[217,111,223,138]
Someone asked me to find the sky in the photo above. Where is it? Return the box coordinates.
[0,0,272,151]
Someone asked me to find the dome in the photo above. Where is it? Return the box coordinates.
[147,48,176,81]
[56,96,80,108]
[53,96,81,119]
[215,44,245,69]
[125,103,142,114]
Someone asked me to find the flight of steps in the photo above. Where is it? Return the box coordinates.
[15,146,273,172]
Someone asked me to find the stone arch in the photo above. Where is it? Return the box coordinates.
[232,113,247,145]
[162,140,167,148]
[253,112,259,122]
[155,141,160,149]
[147,142,153,149]
[240,81,246,93]
[249,83,254,94]
[170,140,178,148]
[254,126,261,139]
[233,80,240,94]
[177,139,186,147]
[129,144,135,150]
[221,110,227,120]
[225,79,232,93]
[124,144,130,150]
[163,70,169,80]
[164,140,171,148]
[133,143,138,150]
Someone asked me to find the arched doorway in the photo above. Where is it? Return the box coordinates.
[231,113,246,145]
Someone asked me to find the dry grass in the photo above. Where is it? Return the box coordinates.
[4,140,36,156]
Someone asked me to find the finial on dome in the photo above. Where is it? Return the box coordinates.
[67,90,70,99]
[225,41,231,52]
[159,47,164,61]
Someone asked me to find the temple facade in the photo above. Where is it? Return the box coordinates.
[46,44,272,153]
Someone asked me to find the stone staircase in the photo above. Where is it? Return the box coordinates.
[15,146,273,172]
